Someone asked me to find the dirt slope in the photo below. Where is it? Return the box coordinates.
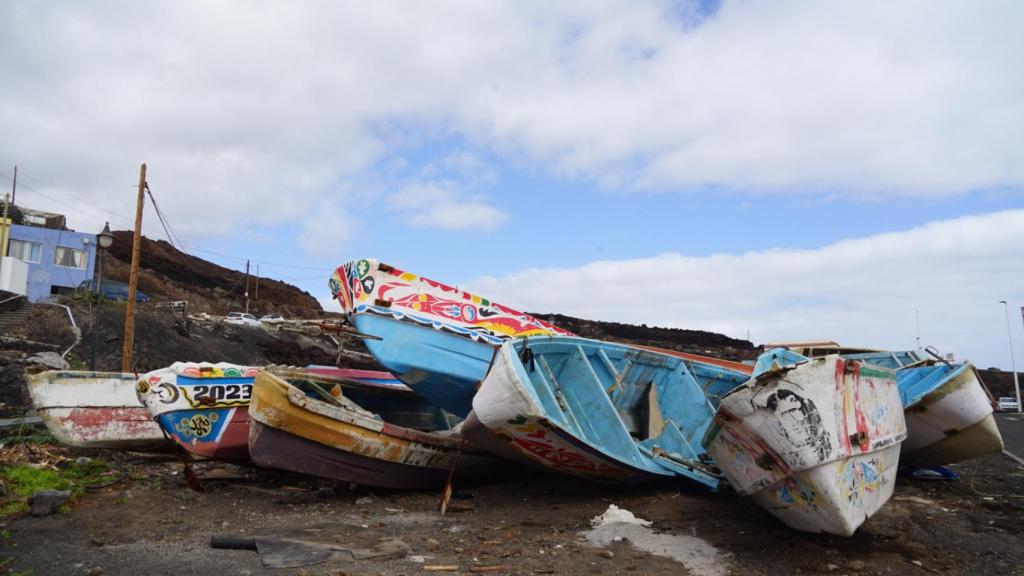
[104,231,325,318]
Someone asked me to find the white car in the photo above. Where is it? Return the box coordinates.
[224,312,261,327]
[259,313,286,324]
[997,396,1020,412]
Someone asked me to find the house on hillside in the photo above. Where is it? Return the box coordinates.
[0,206,97,302]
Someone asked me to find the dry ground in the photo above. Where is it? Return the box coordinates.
[2,413,1022,576]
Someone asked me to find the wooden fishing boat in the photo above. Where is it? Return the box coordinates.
[26,370,167,450]
[768,342,1003,467]
[329,258,572,416]
[703,349,907,536]
[876,360,1001,467]
[462,336,750,488]
[138,363,260,462]
[248,367,496,490]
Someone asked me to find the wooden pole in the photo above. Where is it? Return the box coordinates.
[0,193,9,262]
[244,259,250,314]
[121,163,146,373]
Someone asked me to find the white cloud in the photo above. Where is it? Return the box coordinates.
[297,201,361,259]
[468,210,1024,370]
[408,200,508,230]
[387,176,507,231]
[1,0,1020,249]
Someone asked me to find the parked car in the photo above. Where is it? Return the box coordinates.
[77,279,151,302]
[259,313,286,324]
[223,312,261,327]
[997,396,1020,412]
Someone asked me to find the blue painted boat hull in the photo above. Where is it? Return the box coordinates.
[465,336,750,488]
[352,312,498,417]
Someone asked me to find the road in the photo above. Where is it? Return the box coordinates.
[996,411,1024,461]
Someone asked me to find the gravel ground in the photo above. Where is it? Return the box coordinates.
[3,414,1022,576]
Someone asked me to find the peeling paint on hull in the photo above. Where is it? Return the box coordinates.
[248,369,498,490]
[900,364,1004,467]
[27,371,168,450]
[705,353,907,536]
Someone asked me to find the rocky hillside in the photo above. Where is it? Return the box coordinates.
[536,312,756,362]
[105,231,325,318]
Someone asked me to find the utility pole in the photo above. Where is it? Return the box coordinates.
[255,265,259,301]
[121,163,146,373]
[0,194,9,277]
[9,165,15,207]
[244,259,250,314]
[915,310,921,350]
[1000,300,1021,414]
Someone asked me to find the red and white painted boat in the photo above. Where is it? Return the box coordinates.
[27,370,168,451]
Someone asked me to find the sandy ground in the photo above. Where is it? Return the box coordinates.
[4,413,1023,576]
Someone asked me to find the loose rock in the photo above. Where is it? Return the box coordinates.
[28,489,71,516]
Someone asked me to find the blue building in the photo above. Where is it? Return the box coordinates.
[4,210,97,302]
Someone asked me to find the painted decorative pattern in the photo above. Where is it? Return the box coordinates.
[330,259,573,342]
[503,416,627,479]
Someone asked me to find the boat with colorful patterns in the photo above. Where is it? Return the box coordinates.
[248,367,497,490]
[330,258,572,416]
[27,370,167,451]
[765,341,1003,467]
[138,363,260,462]
[462,336,750,488]
[703,349,907,536]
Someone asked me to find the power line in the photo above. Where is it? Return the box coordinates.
[144,182,184,250]
[0,173,134,229]
[4,168,336,279]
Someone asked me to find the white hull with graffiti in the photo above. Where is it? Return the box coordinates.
[704,351,907,536]
[27,370,167,450]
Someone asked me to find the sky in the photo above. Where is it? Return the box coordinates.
[1,1,1023,369]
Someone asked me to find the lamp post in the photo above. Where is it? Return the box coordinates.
[89,223,115,371]
[999,300,1021,413]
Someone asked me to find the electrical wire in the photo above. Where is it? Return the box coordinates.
[6,168,337,281]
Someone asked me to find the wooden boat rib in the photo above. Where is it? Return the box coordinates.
[463,336,750,487]
[704,349,907,536]
[248,368,497,490]
[26,370,167,451]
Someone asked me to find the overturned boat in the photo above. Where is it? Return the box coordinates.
[463,336,749,488]
[138,363,260,462]
[767,341,1003,467]
[248,367,498,490]
[330,258,572,416]
[704,349,907,536]
[27,370,167,451]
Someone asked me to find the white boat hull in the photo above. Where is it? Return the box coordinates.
[706,355,907,536]
[27,371,167,450]
[901,365,1003,467]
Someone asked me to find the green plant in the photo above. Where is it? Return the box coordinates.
[0,459,113,516]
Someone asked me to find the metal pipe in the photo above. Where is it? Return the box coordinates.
[1000,301,1022,413]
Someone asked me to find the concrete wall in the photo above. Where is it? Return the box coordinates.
[6,224,96,302]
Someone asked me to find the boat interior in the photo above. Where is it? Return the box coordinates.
[511,337,749,473]
[272,369,460,432]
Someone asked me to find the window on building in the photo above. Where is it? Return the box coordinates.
[8,239,42,263]
[54,246,87,269]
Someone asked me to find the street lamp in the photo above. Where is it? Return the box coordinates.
[999,300,1021,413]
[90,223,115,371]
